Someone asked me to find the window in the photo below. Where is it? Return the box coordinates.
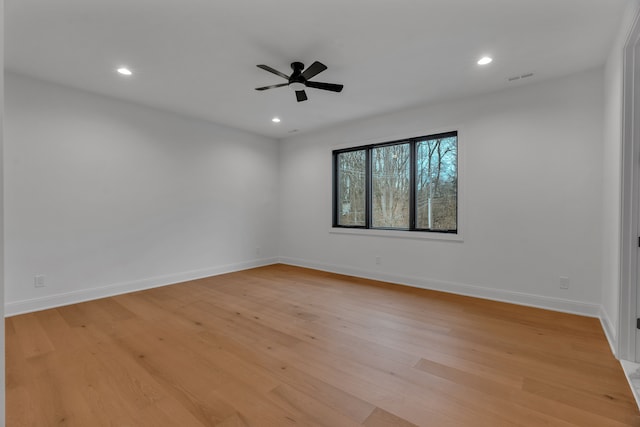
[336,149,366,226]
[333,131,458,233]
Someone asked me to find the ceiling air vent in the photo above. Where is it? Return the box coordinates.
[507,73,534,82]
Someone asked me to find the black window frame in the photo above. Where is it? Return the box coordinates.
[332,131,458,234]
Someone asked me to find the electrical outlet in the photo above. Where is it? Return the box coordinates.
[255,247,261,257]
[559,276,570,290]
[375,256,381,265]
[34,274,46,288]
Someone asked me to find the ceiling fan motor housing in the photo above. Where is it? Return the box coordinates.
[289,62,306,90]
[291,62,305,73]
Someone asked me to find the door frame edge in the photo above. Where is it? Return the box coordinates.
[619,5,640,361]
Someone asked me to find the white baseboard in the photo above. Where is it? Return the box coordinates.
[5,257,279,317]
[278,256,602,318]
[599,306,619,358]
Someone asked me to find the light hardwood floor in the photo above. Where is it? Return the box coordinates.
[6,264,640,426]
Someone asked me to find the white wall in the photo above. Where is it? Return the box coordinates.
[602,0,640,352]
[1,0,6,423]
[4,72,280,315]
[279,68,605,316]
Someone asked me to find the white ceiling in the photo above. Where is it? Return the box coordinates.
[5,0,629,139]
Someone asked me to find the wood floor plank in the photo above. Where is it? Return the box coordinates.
[114,331,241,425]
[194,329,377,423]
[10,313,55,359]
[522,377,640,425]
[6,264,640,426]
[214,413,251,427]
[363,407,419,427]
[268,383,364,427]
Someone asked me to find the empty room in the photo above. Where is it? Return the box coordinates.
[3,0,640,426]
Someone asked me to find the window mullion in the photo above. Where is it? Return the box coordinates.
[409,140,416,230]
[366,147,372,229]
[332,152,338,227]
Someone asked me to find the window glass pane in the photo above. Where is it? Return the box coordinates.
[416,136,457,231]
[337,150,366,226]
[372,143,410,228]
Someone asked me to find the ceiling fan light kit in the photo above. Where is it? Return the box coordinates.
[255,61,344,102]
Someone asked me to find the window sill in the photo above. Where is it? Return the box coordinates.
[329,227,463,242]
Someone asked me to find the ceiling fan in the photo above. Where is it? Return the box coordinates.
[255,61,343,102]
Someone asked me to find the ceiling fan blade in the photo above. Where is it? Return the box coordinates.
[305,81,344,92]
[296,90,308,102]
[255,83,289,91]
[256,64,289,80]
[300,61,327,80]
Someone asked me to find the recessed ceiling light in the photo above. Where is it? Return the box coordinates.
[117,67,133,76]
[272,117,281,123]
[477,56,493,65]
